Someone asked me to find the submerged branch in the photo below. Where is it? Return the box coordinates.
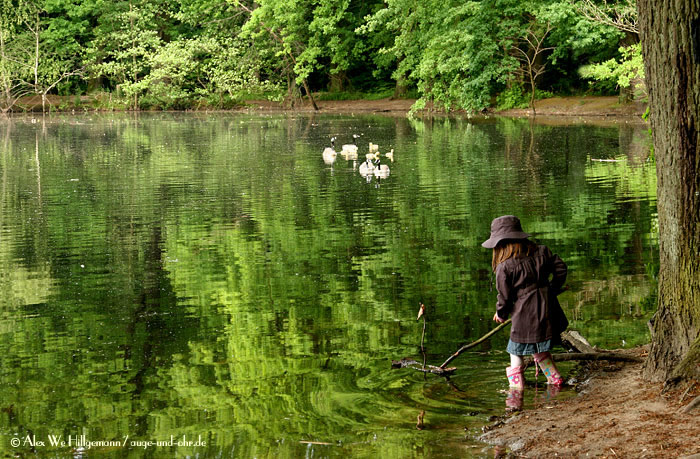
[523,351,644,369]
[391,358,456,375]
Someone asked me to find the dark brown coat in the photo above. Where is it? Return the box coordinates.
[495,245,568,343]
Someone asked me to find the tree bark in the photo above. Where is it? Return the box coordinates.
[301,78,318,111]
[392,75,408,99]
[637,0,700,382]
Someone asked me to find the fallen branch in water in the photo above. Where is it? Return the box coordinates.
[523,351,644,369]
[391,358,457,375]
[561,330,597,354]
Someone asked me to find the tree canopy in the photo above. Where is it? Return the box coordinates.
[1,0,641,112]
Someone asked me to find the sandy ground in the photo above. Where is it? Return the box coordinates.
[479,347,700,458]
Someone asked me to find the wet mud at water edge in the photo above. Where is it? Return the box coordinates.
[479,347,700,458]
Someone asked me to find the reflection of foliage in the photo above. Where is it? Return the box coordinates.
[564,274,656,347]
[0,115,657,456]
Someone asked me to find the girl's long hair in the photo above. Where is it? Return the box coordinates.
[492,239,536,270]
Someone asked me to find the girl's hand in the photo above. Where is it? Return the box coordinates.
[493,312,505,324]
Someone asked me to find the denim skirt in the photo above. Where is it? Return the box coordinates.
[506,339,552,356]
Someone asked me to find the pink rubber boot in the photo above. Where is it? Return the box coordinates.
[534,352,563,386]
[506,365,524,390]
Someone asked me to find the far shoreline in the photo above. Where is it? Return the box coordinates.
[7,95,647,125]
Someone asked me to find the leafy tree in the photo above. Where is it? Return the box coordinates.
[308,0,384,92]
[528,1,623,95]
[236,0,320,109]
[88,0,164,109]
[132,36,277,109]
[0,0,31,111]
[575,0,644,100]
[579,43,645,98]
[0,0,647,111]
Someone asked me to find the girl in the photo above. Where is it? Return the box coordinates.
[482,215,568,390]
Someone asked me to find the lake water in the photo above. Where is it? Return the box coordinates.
[0,113,657,457]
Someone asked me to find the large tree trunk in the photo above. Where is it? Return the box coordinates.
[392,75,408,99]
[637,0,700,382]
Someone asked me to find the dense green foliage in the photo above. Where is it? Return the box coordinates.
[1,0,637,112]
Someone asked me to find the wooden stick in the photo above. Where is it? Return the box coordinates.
[439,319,512,369]
[418,303,427,371]
[681,394,700,413]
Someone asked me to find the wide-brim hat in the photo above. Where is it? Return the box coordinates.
[481,215,531,248]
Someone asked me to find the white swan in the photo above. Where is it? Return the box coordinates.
[322,137,337,165]
[359,158,375,177]
[374,160,390,179]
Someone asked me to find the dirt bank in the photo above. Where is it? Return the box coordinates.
[245,95,646,119]
[479,346,700,458]
[13,94,646,120]
[244,97,415,114]
[497,96,646,118]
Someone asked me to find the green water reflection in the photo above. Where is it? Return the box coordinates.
[0,114,656,457]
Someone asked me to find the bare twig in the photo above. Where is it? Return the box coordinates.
[577,0,638,34]
[511,23,554,115]
[417,303,426,352]
[439,319,512,369]
[391,358,456,375]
